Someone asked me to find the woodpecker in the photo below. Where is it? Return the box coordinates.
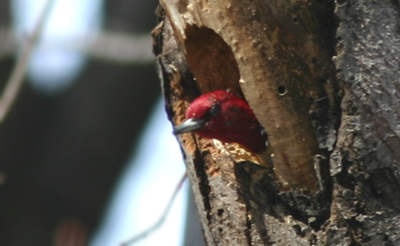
[173,89,273,168]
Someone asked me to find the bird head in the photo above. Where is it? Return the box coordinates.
[173,90,268,154]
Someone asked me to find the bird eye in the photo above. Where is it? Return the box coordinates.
[209,104,221,117]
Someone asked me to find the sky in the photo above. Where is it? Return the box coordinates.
[11,1,188,245]
[91,98,187,246]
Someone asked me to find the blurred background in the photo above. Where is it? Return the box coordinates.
[0,1,204,245]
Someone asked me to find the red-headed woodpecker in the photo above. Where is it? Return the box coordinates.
[174,90,272,168]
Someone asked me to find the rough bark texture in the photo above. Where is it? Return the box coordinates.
[329,0,400,245]
[153,0,400,245]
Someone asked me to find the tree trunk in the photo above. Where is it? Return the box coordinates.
[153,0,400,245]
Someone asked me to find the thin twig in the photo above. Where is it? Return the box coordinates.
[121,171,188,246]
[0,0,55,122]
[0,28,155,64]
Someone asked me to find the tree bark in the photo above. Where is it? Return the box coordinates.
[153,0,400,245]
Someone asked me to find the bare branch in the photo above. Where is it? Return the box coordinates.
[121,172,187,246]
[0,0,55,122]
[0,29,154,64]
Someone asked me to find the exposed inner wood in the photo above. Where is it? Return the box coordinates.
[160,0,338,192]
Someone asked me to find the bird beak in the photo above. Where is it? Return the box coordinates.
[173,118,206,134]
